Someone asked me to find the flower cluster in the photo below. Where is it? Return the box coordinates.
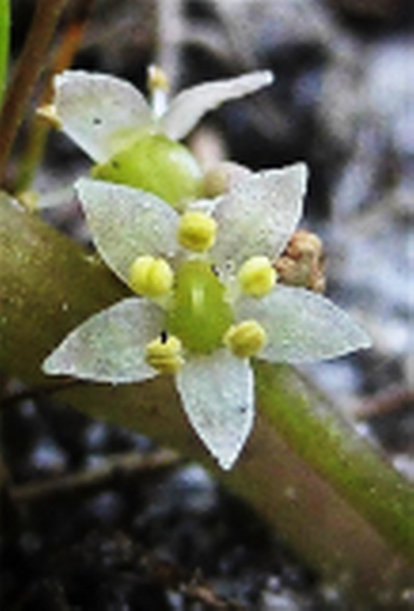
[43,69,370,469]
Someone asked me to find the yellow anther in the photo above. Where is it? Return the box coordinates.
[238,256,277,297]
[128,256,173,298]
[145,334,184,374]
[36,104,61,128]
[224,320,267,358]
[148,65,170,93]
[177,211,217,252]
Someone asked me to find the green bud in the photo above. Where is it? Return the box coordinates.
[92,134,203,210]
[167,260,233,354]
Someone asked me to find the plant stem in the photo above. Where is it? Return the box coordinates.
[0,0,10,107]
[0,0,69,186]
[0,193,413,604]
[14,0,96,193]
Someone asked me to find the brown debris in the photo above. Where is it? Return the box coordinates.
[275,229,326,292]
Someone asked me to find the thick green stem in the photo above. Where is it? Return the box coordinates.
[255,363,414,559]
[0,193,413,605]
[0,0,69,184]
[0,0,10,107]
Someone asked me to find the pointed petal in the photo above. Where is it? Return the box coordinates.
[236,286,371,363]
[43,298,163,382]
[211,164,307,270]
[176,350,254,469]
[76,179,179,284]
[54,71,152,162]
[161,71,273,140]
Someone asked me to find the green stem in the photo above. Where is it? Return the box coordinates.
[0,0,69,185]
[255,362,414,560]
[0,0,10,107]
[0,193,413,604]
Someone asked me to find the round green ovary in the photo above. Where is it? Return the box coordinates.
[92,134,203,209]
[167,261,234,354]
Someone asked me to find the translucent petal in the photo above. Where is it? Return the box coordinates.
[54,71,152,162]
[211,164,308,270]
[176,350,254,469]
[236,286,371,363]
[160,71,273,140]
[43,298,163,382]
[76,179,179,284]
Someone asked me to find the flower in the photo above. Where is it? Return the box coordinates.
[42,67,273,207]
[43,165,371,470]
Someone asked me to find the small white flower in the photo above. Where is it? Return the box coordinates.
[50,67,273,165]
[43,166,371,470]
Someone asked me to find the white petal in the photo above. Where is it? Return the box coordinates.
[76,179,179,284]
[236,286,371,363]
[211,164,307,270]
[54,71,152,162]
[176,350,254,470]
[43,298,163,382]
[160,71,273,140]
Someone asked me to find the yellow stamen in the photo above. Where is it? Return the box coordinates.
[147,65,170,93]
[145,334,184,374]
[129,256,173,298]
[224,320,267,358]
[36,104,61,128]
[238,256,276,297]
[177,211,217,252]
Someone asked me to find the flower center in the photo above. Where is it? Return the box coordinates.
[92,134,203,210]
[167,260,233,354]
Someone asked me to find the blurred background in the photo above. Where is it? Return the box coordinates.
[2,1,413,609]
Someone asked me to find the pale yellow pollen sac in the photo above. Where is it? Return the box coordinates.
[224,320,267,359]
[128,255,173,298]
[177,211,217,252]
[238,256,277,297]
[36,104,61,129]
[145,333,184,374]
[147,65,170,93]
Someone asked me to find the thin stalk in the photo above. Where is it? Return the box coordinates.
[0,0,69,186]
[15,0,96,193]
[0,0,10,107]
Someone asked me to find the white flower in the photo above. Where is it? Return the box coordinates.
[49,67,273,165]
[43,166,371,470]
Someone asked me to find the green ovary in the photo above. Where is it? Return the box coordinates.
[167,260,234,354]
[92,134,203,209]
